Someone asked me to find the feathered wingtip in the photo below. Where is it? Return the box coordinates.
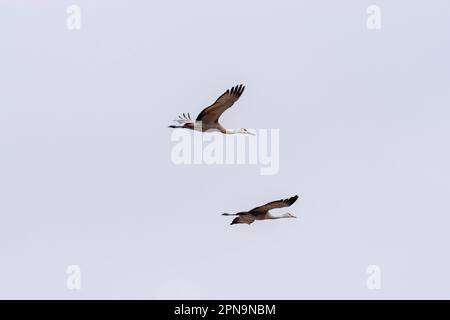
[180,113,191,120]
[287,195,299,206]
[226,84,245,98]
[173,113,192,124]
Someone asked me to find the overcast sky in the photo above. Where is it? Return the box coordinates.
[1,0,449,299]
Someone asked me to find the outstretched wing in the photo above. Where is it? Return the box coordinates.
[249,195,299,214]
[196,84,245,123]
[231,214,256,225]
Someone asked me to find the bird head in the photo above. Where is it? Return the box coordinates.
[285,213,297,218]
[238,128,255,136]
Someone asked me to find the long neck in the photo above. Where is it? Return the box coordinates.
[225,129,239,134]
[269,213,291,219]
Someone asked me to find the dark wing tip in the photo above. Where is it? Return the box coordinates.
[228,84,245,98]
[239,84,245,97]
[287,195,299,206]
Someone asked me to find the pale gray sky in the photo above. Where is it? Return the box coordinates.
[0,0,449,299]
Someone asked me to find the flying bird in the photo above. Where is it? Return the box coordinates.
[168,84,254,135]
[222,195,299,225]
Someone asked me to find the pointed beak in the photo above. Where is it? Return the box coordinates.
[247,131,256,136]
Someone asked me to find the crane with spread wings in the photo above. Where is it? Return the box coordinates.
[168,84,254,135]
[222,195,299,225]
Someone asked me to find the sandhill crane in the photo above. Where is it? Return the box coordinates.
[222,195,299,225]
[168,84,254,135]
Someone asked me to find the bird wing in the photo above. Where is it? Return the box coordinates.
[196,84,245,123]
[173,113,193,124]
[249,195,299,214]
[232,214,256,225]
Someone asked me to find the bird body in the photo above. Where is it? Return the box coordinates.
[169,84,254,135]
[222,195,299,225]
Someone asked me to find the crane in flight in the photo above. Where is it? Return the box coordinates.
[222,195,299,225]
[168,84,254,135]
